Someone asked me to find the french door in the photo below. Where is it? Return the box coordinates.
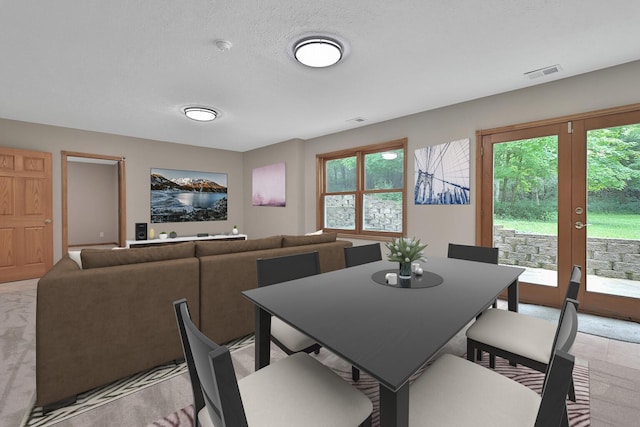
[478,106,640,322]
[572,110,640,321]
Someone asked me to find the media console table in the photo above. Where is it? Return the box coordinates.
[125,234,247,248]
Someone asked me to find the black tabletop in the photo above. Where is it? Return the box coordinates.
[243,257,524,391]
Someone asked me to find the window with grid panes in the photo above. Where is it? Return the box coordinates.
[317,138,407,237]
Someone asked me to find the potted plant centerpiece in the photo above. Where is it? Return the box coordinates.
[385,236,428,278]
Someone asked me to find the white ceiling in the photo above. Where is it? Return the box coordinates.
[1,1,639,152]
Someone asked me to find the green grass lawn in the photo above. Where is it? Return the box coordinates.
[495,212,640,240]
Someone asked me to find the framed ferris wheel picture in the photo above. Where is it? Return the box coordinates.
[414,138,470,205]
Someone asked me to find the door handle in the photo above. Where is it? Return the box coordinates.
[44,218,52,224]
[575,221,589,229]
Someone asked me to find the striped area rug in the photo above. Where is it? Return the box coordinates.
[151,343,590,427]
[25,335,254,427]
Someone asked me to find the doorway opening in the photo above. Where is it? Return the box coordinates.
[61,151,126,253]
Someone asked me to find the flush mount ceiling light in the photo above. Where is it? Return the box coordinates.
[381,152,398,160]
[184,107,218,122]
[214,39,232,52]
[294,37,343,68]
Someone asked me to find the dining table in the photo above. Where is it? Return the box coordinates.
[242,257,525,427]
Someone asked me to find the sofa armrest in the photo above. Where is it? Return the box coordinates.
[36,257,200,407]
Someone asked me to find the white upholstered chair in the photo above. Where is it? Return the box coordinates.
[466,265,581,401]
[173,299,373,427]
[409,349,575,427]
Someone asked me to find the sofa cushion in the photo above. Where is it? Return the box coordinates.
[81,242,195,269]
[195,236,283,257]
[282,232,337,247]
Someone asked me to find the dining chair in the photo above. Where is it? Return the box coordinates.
[257,251,361,381]
[409,349,575,427]
[342,244,382,381]
[447,243,499,307]
[447,243,500,360]
[344,243,382,268]
[447,242,500,265]
[466,265,581,401]
[173,299,373,427]
[256,251,322,356]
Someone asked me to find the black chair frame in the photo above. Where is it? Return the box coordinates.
[174,298,236,427]
[535,349,575,427]
[447,243,499,265]
[448,243,500,361]
[256,251,322,355]
[447,243,499,310]
[175,299,372,427]
[344,243,382,268]
[342,244,383,381]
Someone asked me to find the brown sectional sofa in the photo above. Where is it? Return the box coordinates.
[36,234,351,409]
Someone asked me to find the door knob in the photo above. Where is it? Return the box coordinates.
[575,221,589,229]
[44,218,52,224]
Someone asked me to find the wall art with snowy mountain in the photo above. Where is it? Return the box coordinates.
[150,168,228,223]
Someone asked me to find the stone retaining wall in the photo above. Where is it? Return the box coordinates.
[325,196,402,232]
[493,225,640,280]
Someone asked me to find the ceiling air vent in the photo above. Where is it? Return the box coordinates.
[347,117,367,123]
[524,64,562,80]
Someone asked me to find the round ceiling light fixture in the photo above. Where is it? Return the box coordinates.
[294,37,343,68]
[214,39,232,52]
[184,107,218,122]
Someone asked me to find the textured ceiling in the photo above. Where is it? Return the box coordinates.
[1,1,639,152]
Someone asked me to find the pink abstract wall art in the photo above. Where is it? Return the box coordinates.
[252,162,286,207]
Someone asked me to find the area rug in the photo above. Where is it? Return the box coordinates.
[151,343,590,427]
[24,335,254,427]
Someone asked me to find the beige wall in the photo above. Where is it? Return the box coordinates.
[2,60,640,263]
[302,60,640,257]
[67,162,118,245]
[0,120,243,261]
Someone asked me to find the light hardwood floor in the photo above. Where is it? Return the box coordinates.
[1,279,639,426]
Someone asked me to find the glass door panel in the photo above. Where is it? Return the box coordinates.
[585,123,640,300]
[493,136,559,288]
[481,122,570,307]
